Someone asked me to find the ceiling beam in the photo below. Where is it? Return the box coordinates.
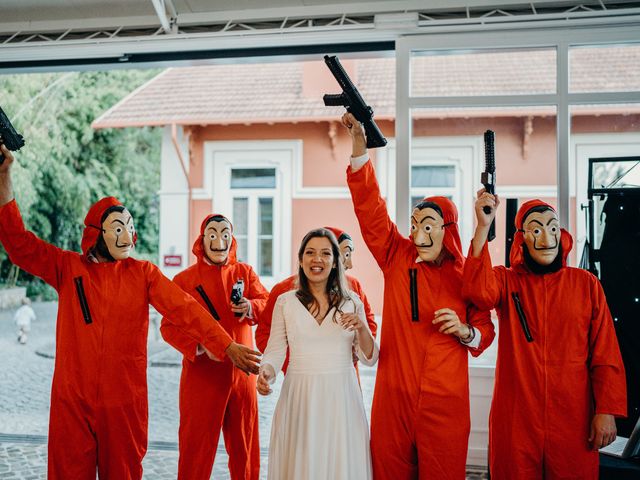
[150,0,177,34]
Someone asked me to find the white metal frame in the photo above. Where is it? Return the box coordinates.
[205,140,294,288]
[395,26,640,237]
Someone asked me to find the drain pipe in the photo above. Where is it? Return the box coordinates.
[171,124,193,260]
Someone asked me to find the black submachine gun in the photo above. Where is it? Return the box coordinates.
[323,55,387,149]
[0,106,25,164]
[481,130,496,242]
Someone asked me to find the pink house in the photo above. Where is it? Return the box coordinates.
[93,52,640,316]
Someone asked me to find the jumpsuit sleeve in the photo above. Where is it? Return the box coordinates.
[159,274,203,361]
[353,297,379,366]
[588,275,627,417]
[245,266,269,326]
[465,304,495,357]
[0,200,64,290]
[147,263,233,362]
[255,280,292,353]
[346,160,405,271]
[462,241,504,311]
[349,277,378,339]
[261,294,289,376]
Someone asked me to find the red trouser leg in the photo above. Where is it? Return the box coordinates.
[177,359,231,480]
[95,400,148,480]
[47,395,97,480]
[222,372,260,480]
[370,399,418,480]
[415,403,469,480]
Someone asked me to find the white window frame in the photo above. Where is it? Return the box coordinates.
[396,26,640,241]
[203,140,295,288]
[377,136,482,249]
[572,132,640,258]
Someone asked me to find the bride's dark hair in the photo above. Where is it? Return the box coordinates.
[296,228,352,322]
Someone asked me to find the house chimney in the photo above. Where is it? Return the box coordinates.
[302,59,357,100]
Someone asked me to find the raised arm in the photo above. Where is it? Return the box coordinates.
[462,190,503,310]
[342,113,405,270]
[146,263,261,375]
[0,145,64,289]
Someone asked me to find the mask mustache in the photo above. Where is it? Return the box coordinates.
[533,237,558,251]
[415,234,434,248]
[208,241,228,252]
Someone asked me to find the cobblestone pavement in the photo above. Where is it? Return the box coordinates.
[0,302,487,479]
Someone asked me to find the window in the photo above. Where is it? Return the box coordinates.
[208,141,294,288]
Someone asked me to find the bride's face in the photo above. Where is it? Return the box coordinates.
[300,237,336,285]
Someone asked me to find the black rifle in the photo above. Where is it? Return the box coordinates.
[230,279,245,317]
[323,55,387,149]
[481,130,496,242]
[0,106,25,164]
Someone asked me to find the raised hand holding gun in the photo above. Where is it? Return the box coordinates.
[481,130,497,242]
[323,55,387,149]
[0,107,25,165]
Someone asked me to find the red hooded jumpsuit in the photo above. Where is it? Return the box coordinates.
[255,226,378,373]
[0,197,234,480]
[347,161,495,480]
[160,214,269,480]
[462,199,627,480]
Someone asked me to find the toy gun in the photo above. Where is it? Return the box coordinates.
[230,279,245,317]
[481,130,496,242]
[0,106,25,164]
[323,55,387,149]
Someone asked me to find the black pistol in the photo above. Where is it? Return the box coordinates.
[323,55,387,149]
[230,279,245,317]
[481,130,496,242]
[0,106,25,164]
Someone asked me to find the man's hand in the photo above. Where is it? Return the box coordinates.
[433,308,470,339]
[341,112,367,158]
[475,188,500,228]
[589,413,617,450]
[230,297,250,321]
[470,189,500,257]
[224,342,262,375]
[0,143,15,206]
[0,143,15,173]
[257,365,275,396]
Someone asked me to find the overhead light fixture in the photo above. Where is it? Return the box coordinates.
[374,12,419,30]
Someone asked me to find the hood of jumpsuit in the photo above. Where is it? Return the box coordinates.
[192,213,238,266]
[324,226,348,243]
[420,196,465,272]
[510,199,573,271]
[80,196,137,257]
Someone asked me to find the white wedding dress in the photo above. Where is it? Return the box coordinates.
[261,290,379,480]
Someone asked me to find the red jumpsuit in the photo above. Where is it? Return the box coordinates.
[462,199,627,480]
[255,271,378,373]
[160,214,269,480]
[347,161,495,480]
[0,198,234,480]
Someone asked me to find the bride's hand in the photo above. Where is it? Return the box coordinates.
[339,312,366,334]
[257,365,275,396]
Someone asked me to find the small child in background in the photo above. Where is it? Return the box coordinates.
[14,297,36,345]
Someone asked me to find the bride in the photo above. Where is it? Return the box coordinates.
[258,227,379,480]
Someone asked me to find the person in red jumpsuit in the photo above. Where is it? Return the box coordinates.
[341,113,495,479]
[0,144,261,480]
[464,191,627,480]
[255,225,377,375]
[160,214,269,480]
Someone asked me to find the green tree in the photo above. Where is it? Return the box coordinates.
[0,68,162,298]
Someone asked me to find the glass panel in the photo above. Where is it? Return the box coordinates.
[570,43,640,93]
[230,168,276,189]
[591,159,640,190]
[411,47,556,97]
[259,197,273,235]
[412,165,455,188]
[411,195,424,208]
[235,237,248,263]
[258,239,273,276]
[232,197,248,235]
